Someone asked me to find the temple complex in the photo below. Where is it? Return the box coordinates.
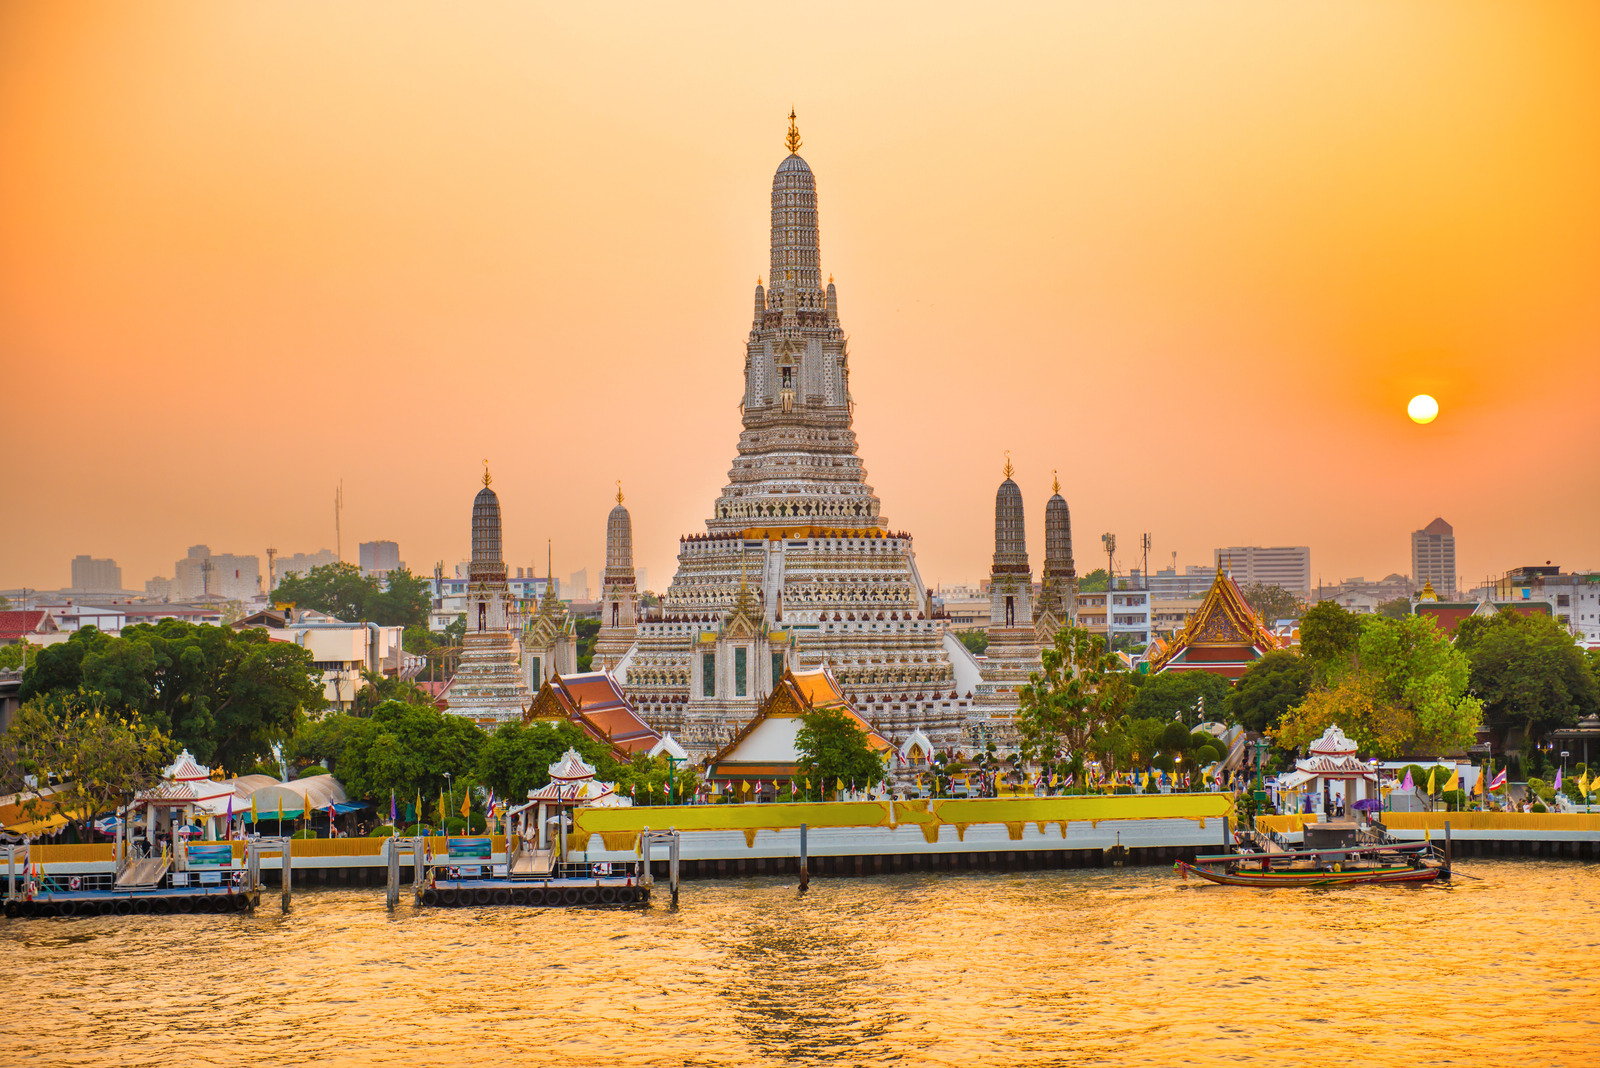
[441,466,532,724]
[612,114,981,756]
[523,546,576,689]
[1145,566,1280,678]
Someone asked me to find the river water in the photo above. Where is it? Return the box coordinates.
[2,860,1596,1066]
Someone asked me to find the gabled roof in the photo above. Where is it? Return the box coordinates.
[0,610,58,641]
[705,665,890,776]
[525,670,660,755]
[1415,599,1552,635]
[1147,568,1278,676]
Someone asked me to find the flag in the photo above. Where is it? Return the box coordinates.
[1581,771,1592,796]
[225,795,233,840]
[485,790,495,817]
[1402,770,1415,792]
[1489,768,1507,790]
[1553,767,1563,792]
[415,790,422,826]
[276,792,284,824]
[1425,768,1436,795]
[460,789,472,819]
[1472,771,1483,796]
[327,801,336,828]
[438,791,447,825]
[389,791,397,826]
[250,792,257,824]
[836,778,845,794]
[1444,768,1459,792]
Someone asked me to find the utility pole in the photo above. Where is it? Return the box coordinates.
[334,480,345,563]
[266,548,278,595]
[1101,533,1116,591]
[1140,533,1151,587]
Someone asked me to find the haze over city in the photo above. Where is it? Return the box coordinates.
[4,2,1598,593]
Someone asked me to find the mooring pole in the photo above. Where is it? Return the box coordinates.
[1222,816,1232,854]
[1444,820,1453,872]
[641,828,654,888]
[281,841,292,913]
[669,831,680,905]
[386,839,400,910]
[798,823,810,890]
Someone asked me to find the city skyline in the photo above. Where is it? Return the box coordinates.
[4,4,1598,597]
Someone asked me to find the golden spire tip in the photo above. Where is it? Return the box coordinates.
[482,459,492,487]
[1003,450,1014,480]
[1052,469,1060,496]
[785,109,802,155]
[616,480,624,505]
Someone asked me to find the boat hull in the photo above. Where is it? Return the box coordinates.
[1176,860,1443,888]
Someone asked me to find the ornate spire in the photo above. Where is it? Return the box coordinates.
[785,109,802,155]
[1003,451,1014,480]
[483,459,492,487]
[616,480,624,505]
[1052,469,1060,496]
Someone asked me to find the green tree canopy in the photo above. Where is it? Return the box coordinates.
[1017,626,1133,778]
[0,692,176,831]
[1126,670,1233,725]
[795,707,885,798]
[1273,614,1481,759]
[21,622,322,773]
[271,562,430,628]
[1375,597,1412,620]
[1228,651,1312,733]
[286,698,485,802]
[955,629,989,655]
[1298,601,1363,682]
[575,617,602,671]
[1077,569,1109,593]
[474,720,620,800]
[1239,583,1306,624]
[1454,609,1599,744]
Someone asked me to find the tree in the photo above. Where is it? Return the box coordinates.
[1016,626,1133,779]
[1228,651,1312,733]
[351,670,433,716]
[0,692,175,833]
[0,638,40,673]
[1454,610,1600,746]
[1240,583,1306,624]
[475,720,619,800]
[955,629,989,656]
[1298,601,1363,682]
[1126,671,1233,726]
[612,752,700,806]
[284,698,485,803]
[1077,569,1109,593]
[795,707,885,798]
[575,618,601,671]
[1273,614,1481,759]
[270,562,429,628]
[1375,597,1411,621]
[22,622,322,773]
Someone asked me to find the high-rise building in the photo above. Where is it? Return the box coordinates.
[274,549,339,586]
[1214,546,1311,596]
[172,545,261,602]
[612,115,979,755]
[1410,518,1457,597]
[566,568,592,602]
[358,540,402,575]
[70,555,122,592]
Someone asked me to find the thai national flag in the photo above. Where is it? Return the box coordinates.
[1489,769,1508,790]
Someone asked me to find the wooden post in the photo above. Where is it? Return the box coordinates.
[281,841,292,913]
[1221,817,1231,854]
[385,839,400,910]
[798,823,810,890]
[413,838,424,891]
[640,828,654,888]
[1443,820,1452,873]
[669,831,680,905]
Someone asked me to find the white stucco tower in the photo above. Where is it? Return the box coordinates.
[617,114,978,755]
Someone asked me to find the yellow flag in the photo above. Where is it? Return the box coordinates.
[836,778,845,794]
[250,793,257,823]
[1581,771,1591,796]
[1425,767,1437,794]
[1443,768,1459,792]
[1472,770,1483,796]
[438,791,447,825]
[460,789,472,818]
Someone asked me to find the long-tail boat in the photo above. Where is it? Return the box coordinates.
[1175,841,1449,888]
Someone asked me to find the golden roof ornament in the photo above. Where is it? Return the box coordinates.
[1052,469,1061,496]
[616,480,625,505]
[785,109,802,155]
[1003,450,1014,480]
[483,459,492,487]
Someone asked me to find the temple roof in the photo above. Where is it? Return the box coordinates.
[1146,568,1279,675]
[705,666,890,775]
[526,672,661,756]
[548,749,597,783]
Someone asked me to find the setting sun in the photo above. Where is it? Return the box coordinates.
[1408,394,1440,424]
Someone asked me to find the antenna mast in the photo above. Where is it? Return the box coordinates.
[335,480,345,562]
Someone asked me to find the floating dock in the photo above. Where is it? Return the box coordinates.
[2,838,291,919]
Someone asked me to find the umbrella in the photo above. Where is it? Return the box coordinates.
[92,816,123,836]
[176,823,203,840]
[1351,798,1383,811]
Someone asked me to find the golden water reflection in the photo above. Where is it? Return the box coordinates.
[2,861,1597,1066]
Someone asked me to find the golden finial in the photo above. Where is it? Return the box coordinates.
[616,480,624,505]
[828,274,834,285]
[757,275,763,287]
[1052,469,1060,496]
[1003,451,1014,480]
[785,109,802,155]
[482,459,492,487]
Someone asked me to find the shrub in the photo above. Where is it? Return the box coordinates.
[402,823,428,836]
[368,824,396,838]
[1530,802,1548,813]
[295,766,329,778]
[1439,789,1466,810]
[290,829,318,839]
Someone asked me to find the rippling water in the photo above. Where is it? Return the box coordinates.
[3,860,1597,1066]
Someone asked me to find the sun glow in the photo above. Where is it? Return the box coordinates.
[1408,394,1440,424]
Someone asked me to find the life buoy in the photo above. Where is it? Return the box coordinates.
[69,877,81,891]
[231,871,244,886]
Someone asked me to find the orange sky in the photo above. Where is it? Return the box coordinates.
[3,2,1598,595]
